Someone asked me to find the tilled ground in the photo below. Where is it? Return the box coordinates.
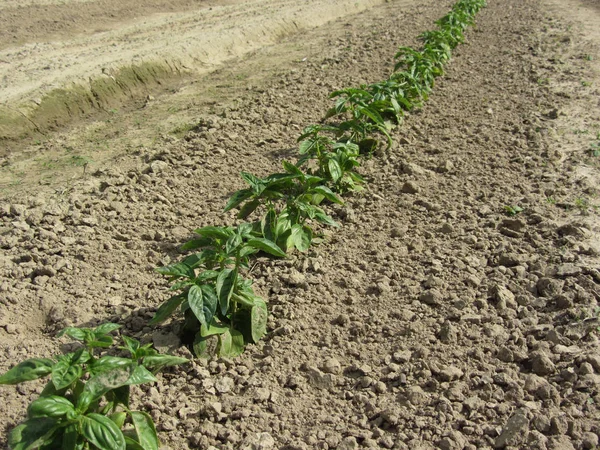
[1,0,600,449]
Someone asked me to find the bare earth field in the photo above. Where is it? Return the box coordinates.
[1,0,600,449]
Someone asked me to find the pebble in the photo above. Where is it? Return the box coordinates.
[494,408,529,448]
[489,284,517,309]
[322,358,341,375]
[531,352,556,376]
[401,181,419,194]
[215,376,235,394]
[581,432,599,449]
[537,278,564,297]
[419,289,443,306]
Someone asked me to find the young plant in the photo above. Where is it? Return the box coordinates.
[151,224,285,358]
[296,125,364,193]
[0,323,187,450]
[225,161,342,252]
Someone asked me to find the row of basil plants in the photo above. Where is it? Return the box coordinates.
[0,1,487,448]
[151,0,487,358]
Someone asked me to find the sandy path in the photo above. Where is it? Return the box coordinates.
[0,0,386,108]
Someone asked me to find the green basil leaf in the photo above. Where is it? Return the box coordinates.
[120,336,140,356]
[124,435,146,450]
[216,269,236,316]
[109,412,127,429]
[127,365,158,385]
[328,158,342,182]
[88,357,134,376]
[142,355,188,372]
[77,366,135,412]
[0,358,54,385]
[111,385,130,408]
[312,185,343,205]
[225,233,242,255]
[8,417,59,450]
[201,284,218,325]
[149,294,185,325]
[27,396,76,419]
[180,237,212,252]
[218,329,245,358]
[260,209,277,242]
[287,224,312,252]
[196,270,219,282]
[86,335,114,349]
[155,262,194,279]
[200,319,229,338]
[62,423,81,450]
[238,199,260,220]
[193,226,233,240]
[131,411,159,450]
[224,188,253,212]
[241,172,264,194]
[52,353,84,391]
[246,238,287,258]
[81,413,125,450]
[93,323,121,335]
[251,299,268,343]
[188,285,206,327]
[314,211,338,227]
[57,327,88,341]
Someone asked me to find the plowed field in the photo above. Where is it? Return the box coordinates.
[1,0,600,449]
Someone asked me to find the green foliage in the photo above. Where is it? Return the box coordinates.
[152,223,285,358]
[0,324,187,450]
[504,205,523,216]
[149,0,488,360]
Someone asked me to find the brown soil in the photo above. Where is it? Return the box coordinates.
[0,0,387,142]
[1,0,600,449]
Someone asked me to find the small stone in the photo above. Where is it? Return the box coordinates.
[550,415,569,435]
[160,417,178,431]
[390,226,408,238]
[581,432,599,449]
[533,414,551,433]
[215,376,235,394]
[501,218,526,232]
[498,252,524,267]
[494,409,529,448]
[489,284,517,309]
[554,295,573,309]
[440,222,455,234]
[401,181,419,194]
[402,385,427,406]
[322,358,341,375]
[497,346,514,363]
[437,160,455,173]
[537,278,564,297]
[5,324,18,334]
[579,362,594,375]
[10,204,27,216]
[334,314,350,326]
[393,350,412,363]
[241,432,275,450]
[149,160,169,173]
[285,270,306,287]
[419,289,443,306]
[438,321,457,343]
[373,381,387,394]
[531,352,556,376]
[438,365,464,382]
[585,354,600,372]
[252,388,270,403]
[555,264,581,277]
[338,437,358,450]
